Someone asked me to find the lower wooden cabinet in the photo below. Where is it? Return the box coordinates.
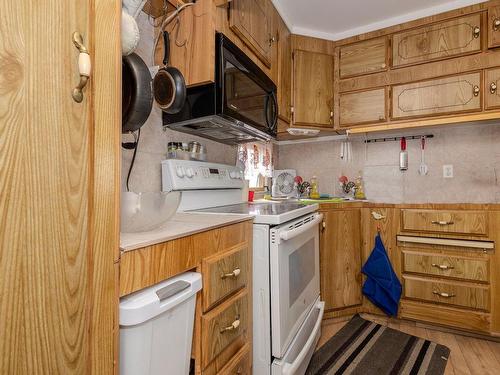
[320,209,362,311]
[392,72,482,119]
[339,88,386,127]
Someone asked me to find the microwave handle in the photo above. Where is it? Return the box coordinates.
[279,213,323,241]
[265,91,278,133]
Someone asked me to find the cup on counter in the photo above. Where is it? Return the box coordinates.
[248,191,255,202]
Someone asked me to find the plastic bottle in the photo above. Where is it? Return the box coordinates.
[310,176,320,199]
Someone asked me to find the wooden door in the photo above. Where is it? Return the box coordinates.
[392,14,482,68]
[0,1,120,373]
[339,37,388,78]
[277,16,292,123]
[488,6,500,48]
[292,50,334,127]
[392,72,482,120]
[320,210,362,311]
[339,88,387,127]
[485,67,500,109]
[230,0,272,67]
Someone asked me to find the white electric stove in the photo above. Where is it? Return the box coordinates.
[162,159,325,375]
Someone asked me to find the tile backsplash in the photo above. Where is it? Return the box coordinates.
[277,122,500,203]
[122,13,237,192]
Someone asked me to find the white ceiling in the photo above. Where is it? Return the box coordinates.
[272,0,488,41]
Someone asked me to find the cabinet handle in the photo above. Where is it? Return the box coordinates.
[433,290,456,298]
[494,18,500,31]
[490,82,497,94]
[431,220,454,226]
[473,85,480,97]
[432,263,454,270]
[473,26,481,39]
[371,211,386,220]
[268,35,276,47]
[221,268,241,279]
[381,63,387,69]
[72,32,91,103]
[220,317,240,333]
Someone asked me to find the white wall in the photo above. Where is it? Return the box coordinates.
[121,12,238,192]
[277,122,500,203]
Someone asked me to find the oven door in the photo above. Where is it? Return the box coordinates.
[270,212,322,358]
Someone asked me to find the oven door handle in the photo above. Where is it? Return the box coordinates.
[279,213,323,241]
[282,300,325,375]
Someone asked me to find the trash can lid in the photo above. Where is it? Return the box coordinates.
[119,272,202,326]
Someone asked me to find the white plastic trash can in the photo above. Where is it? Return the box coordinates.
[119,272,202,375]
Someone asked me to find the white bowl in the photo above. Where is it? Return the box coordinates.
[121,191,181,233]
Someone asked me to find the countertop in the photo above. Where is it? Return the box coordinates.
[120,212,253,252]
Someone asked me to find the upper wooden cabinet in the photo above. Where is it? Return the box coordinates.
[339,37,388,78]
[392,14,482,68]
[230,0,273,67]
[488,5,500,48]
[339,88,386,127]
[275,13,292,123]
[320,209,362,311]
[292,50,334,127]
[392,72,482,119]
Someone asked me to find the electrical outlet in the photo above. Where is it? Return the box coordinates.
[443,165,454,178]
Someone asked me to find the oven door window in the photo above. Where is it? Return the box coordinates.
[289,238,315,307]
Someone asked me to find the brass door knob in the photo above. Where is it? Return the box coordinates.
[433,291,456,298]
[220,317,241,333]
[432,263,454,270]
[72,32,91,103]
[490,82,497,94]
[473,26,480,39]
[221,268,241,279]
[473,85,480,97]
[494,18,500,31]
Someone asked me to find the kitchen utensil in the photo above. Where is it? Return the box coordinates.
[399,137,408,171]
[419,136,429,175]
[122,53,153,133]
[152,31,186,114]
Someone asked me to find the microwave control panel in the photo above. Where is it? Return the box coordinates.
[161,159,245,191]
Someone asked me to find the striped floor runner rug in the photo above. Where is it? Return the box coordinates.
[306,315,450,375]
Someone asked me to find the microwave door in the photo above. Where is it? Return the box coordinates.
[269,213,322,358]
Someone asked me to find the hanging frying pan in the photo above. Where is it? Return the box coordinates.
[153,31,186,114]
[122,53,153,133]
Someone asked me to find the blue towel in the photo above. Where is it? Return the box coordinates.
[362,233,402,316]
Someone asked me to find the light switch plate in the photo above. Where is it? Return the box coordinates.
[443,165,454,178]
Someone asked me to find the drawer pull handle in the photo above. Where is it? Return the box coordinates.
[433,290,455,298]
[431,220,454,226]
[220,317,240,333]
[473,25,480,39]
[490,82,497,94]
[221,268,241,279]
[494,18,500,31]
[371,211,386,220]
[473,85,480,97]
[432,263,454,270]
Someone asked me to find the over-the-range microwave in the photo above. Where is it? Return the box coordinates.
[163,33,278,145]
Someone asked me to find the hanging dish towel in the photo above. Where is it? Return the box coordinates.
[362,233,402,316]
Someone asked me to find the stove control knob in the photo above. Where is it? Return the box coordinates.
[176,166,185,178]
[185,168,194,178]
[229,171,237,179]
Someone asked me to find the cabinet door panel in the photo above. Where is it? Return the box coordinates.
[488,6,500,48]
[293,50,334,127]
[392,72,481,119]
[392,14,482,68]
[485,67,500,109]
[340,37,387,78]
[277,16,291,123]
[320,210,362,311]
[230,0,272,67]
[339,88,386,127]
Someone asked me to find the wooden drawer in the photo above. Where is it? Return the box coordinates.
[401,209,488,236]
[339,88,386,127]
[340,37,387,78]
[201,289,249,368]
[202,245,248,312]
[403,250,489,282]
[488,6,500,48]
[392,72,482,120]
[392,13,482,68]
[219,344,251,375]
[403,275,490,311]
